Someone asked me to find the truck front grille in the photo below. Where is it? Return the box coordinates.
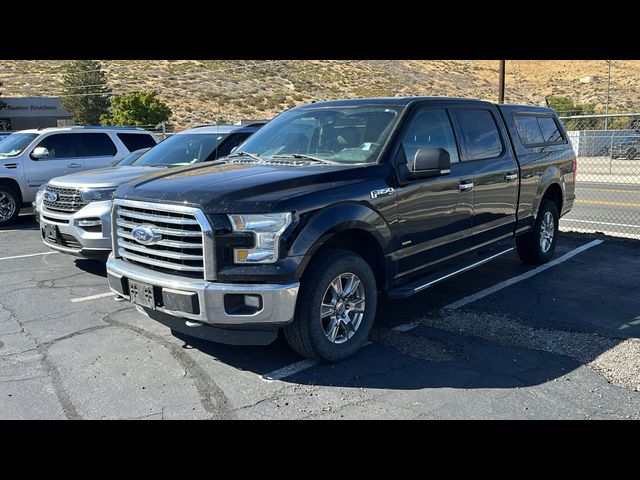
[43,185,87,213]
[113,201,213,280]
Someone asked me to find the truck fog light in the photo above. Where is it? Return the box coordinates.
[224,294,263,316]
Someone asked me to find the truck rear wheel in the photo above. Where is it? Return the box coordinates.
[516,199,559,264]
[0,185,20,226]
[284,249,377,362]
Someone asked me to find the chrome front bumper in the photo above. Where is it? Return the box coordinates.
[106,256,300,327]
[38,200,113,258]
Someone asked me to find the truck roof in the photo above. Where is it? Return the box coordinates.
[300,96,554,113]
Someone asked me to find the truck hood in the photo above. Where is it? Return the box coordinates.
[49,166,161,189]
[116,161,373,213]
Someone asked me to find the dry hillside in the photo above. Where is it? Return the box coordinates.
[1,60,638,129]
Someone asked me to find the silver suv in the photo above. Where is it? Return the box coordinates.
[36,124,264,259]
[0,126,158,225]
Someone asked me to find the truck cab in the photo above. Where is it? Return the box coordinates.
[106,97,576,362]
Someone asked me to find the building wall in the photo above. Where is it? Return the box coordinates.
[0,97,74,131]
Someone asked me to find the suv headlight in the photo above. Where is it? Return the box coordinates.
[35,184,47,206]
[80,187,117,203]
[228,213,292,264]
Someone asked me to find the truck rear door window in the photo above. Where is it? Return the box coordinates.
[455,109,503,160]
[76,133,117,157]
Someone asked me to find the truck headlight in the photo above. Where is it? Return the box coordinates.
[228,213,292,264]
[80,187,117,203]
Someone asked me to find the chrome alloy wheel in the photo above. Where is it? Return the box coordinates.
[0,191,16,223]
[320,272,366,344]
[540,211,555,253]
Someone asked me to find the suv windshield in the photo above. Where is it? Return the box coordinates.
[0,133,38,157]
[132,133,229,167]
[236,105,404,164]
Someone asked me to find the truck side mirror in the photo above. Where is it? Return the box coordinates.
[411,147,451,176]
[31,147,50,160]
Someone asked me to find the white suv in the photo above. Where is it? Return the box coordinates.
[0,126,158,225]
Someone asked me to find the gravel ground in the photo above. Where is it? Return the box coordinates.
[419,309,640,392]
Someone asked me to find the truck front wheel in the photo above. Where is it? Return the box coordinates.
[284,249,377,362]
[516,199,559,264]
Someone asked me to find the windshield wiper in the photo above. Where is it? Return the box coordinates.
[226,151,263,162]
[271,153,340,164]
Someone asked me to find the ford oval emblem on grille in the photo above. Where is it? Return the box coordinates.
[44,192,58,202]
[131,225,162,245]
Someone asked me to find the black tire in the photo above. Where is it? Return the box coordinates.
[516,199,559,264]
[627,147,638,160]
[0,185,20,226]
[284,249,377,362]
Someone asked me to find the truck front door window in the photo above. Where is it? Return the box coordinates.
[401,109,459,169]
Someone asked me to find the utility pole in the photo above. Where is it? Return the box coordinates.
[604,60,611,130]
[498,60,506,103]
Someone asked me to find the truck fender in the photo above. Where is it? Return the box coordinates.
[532,166,565,220]
[0,173,26,204]
[288,202,393,270]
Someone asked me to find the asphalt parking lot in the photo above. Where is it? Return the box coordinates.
[1,213,639,419]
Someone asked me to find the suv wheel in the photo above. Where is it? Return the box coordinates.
[627,147,638,160]
[284,249,377,362]
[0,186,20,226]
[516,199,559,264]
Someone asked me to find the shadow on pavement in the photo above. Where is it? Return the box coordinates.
[74,258,108,278]
[0,214,38,231]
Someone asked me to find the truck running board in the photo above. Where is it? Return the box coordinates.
[386,246,515,299]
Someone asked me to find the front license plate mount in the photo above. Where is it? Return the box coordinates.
[128,280,156,309]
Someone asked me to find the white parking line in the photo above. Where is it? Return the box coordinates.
[0,251,57,261]
[444,239,604,310]
[71,292,116,303]
[261,359,318,382]
[261,341,373,381]
[390,239,604,333]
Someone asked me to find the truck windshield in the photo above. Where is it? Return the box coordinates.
[236,105,404,164]
[0,133,38,157]
[132,133,228,167]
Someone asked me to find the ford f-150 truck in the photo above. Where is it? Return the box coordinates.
[106,97,576,362]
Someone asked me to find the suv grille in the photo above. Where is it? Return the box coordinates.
[114,202,211,279]
[43,185,87,213]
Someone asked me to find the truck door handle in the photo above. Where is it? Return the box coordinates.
[68,163,82,169]
[458,182,474,191]
[505,172,518,181]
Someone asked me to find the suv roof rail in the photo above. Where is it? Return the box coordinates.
[70,125,146,131]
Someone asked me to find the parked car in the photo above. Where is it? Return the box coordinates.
[0,132,12,142]
[36,123,265,258]
[0,126,158,225]
[106,97,576,362]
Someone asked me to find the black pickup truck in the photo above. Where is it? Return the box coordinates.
[106,97,576,362]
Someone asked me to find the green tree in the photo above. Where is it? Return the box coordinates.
[547,96,600,130]
[61,60,111,125]
[100,91,172,128]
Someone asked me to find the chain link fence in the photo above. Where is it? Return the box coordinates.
[559,113,640,239]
